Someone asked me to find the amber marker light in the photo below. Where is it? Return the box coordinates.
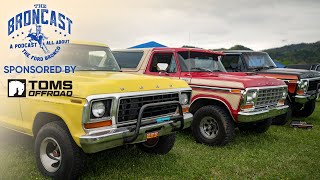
[84,120,112,129]
[231,89,242,94]
[182,106,190,113]
[241,104,254,110]
[297,89,305,95]
[288,80,298,84]
[278,99,285,105]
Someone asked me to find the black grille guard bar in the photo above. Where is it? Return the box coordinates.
[123,101,184,143]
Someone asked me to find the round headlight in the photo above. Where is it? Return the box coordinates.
[180,93,189,105]
[92,101,106,118]
[282,88,288,98]
[246,91,257,102]
[299,80,309,90]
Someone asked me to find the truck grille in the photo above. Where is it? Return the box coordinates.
[308,79,320,91]
[255,88,283,109]
[117,93,179,123]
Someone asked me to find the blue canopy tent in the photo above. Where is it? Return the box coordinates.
[129,41,167,49]
[272,59,286,68]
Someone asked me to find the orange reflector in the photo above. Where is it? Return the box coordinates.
[147,132,159,139]
[278,99,285,105]
[231,89,242,94]
[297,89,305,95]
[288,80,298,84]
[182,106,189,113]
[241,104,254,109]
[84,120,112,129]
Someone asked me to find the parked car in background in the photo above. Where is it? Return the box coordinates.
[221,50,320,125]
[287,64,320,71]
[113,48,288,146]
[0,42,193,179]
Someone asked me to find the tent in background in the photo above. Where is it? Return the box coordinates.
[129,41,167,49]
[272,59,286,68]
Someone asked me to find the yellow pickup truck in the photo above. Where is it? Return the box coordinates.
[0,42,193,179]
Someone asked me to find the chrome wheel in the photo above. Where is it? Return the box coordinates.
[199,116,219,139]
[40,137,62,173]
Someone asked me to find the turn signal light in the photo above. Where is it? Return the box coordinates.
[182,106,190,113]
[231,89,242,94]
[288,80,298,84]
[297,89,305,95]
[241,104,254,110]
[84,120,112,129]
[278,99,285,105]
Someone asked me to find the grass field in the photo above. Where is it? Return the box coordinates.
[0,102,319,179]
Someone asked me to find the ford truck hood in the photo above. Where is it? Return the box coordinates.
[258,68,320,79]
[29,72,189,98]
[189,72,285,89]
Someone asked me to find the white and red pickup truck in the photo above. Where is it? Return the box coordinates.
[113,48,289,146]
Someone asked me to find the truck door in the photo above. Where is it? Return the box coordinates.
[145,51,180,79]
[0,78,23,131]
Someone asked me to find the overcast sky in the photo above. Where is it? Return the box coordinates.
[1,0,320,50]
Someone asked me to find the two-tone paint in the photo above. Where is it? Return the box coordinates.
[113,48,288,123]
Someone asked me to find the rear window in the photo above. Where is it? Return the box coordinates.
[113,51,144,68]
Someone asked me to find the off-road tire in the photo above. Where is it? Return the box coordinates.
[137,133,176,154]
[191,105,235,146]
[239,118,272,133]
[293,100,316,118]
[35,121,86,180]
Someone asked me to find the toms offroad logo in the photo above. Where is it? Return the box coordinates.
[8,79,73,97]
[8,79,26,97]
[8,4,72,61]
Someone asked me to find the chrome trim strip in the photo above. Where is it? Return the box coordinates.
[86,88,191,102]
[245,85,288,91]
[190,85,235,92]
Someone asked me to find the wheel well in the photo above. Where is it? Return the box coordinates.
[32,112,65,136]
[190,98,234,119]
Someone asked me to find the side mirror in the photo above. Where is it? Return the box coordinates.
[157,63,168,72]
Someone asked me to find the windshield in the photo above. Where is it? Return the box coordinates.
[177,51,226,72]
[242,52,276,69]
[112,51,144,68]
[27,44,121,71]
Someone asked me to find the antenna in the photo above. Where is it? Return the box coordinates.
[188,32,191,74]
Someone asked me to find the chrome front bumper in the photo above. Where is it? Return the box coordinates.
[295,93,319,104]
[295,84,320,104]
[80,113,193,153]
[237,105,288,123]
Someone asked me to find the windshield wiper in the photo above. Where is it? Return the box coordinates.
[191,67,213,72]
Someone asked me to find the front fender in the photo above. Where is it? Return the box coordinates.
[20,96,86,146]
[191,93,241,121]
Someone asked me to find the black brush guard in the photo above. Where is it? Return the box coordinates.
[123,101,184,143]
